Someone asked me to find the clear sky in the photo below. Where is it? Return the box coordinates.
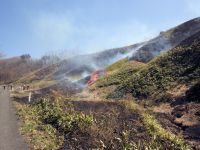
[0,0,200,58]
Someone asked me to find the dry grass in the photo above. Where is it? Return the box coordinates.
[120,100,192,150]
[30,80,56,90]
[152,103,173,114]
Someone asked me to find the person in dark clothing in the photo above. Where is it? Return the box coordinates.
[23,85,25,91]
[3,85,6,90]
[27,85,30,90]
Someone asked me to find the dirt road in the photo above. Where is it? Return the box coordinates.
[0,87,28,150]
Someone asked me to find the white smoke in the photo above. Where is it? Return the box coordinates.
[81,71,90,78]
[105,43,146,66]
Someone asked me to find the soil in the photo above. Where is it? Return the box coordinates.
[153,100,200,149]
[59,100,151,149]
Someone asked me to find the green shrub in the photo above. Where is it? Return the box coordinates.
[35,99,94,132]
[15,99,94,150]
[93,60,145,89]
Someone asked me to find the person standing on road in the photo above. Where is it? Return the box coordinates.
[3,85,6,90]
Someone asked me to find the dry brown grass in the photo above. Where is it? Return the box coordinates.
[167,84,189,97]
[119,100,191,150]
[152,103,173,114]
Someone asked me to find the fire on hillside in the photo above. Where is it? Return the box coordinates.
[87,70,105,85]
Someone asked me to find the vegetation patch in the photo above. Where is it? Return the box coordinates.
[108,35,200,99]
[14,98,94,150]
[15,96,188,149]
[141,113,191,150]
[15,101,63,149]
[91,60,145,90]
[105,58,129,73]
[120,100,191,150]
[30,80,56,89]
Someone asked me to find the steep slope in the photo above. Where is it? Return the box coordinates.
[89,24,200,150]
[91,59,145,89]
[107,30,200,100]
[130,17,200,62]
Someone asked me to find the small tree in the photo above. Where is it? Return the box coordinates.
[20,54,31,60]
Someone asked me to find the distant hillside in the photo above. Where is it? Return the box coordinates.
[130,17,200,62]
[0,55,43,84]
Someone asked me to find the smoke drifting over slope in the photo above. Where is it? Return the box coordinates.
[130,17,200,62]
[53,43,145,84]
[46,17,200,90]
[14,17,200,92]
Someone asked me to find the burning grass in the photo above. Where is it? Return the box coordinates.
[90,60,145,91]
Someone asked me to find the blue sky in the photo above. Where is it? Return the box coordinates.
[0,0,200,58]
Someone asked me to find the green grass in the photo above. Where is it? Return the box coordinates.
[107,33,200,99]
[15,101,64,150]
[91,60,145,90]
[14,98,94,150]
[67,74,82,81]
[105,58,129,73]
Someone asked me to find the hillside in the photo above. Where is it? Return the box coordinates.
[13,17,200,91]
[14,43,144,91]
[92,59,145,89]
[106,30,200,100]
[0,55,43,84]
[90,29,200,149]
[9,17,200,150]
[130,17,200,62]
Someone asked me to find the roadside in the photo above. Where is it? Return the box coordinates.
[0,86,28,150]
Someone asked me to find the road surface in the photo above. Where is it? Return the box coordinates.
[0,87,28,150]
